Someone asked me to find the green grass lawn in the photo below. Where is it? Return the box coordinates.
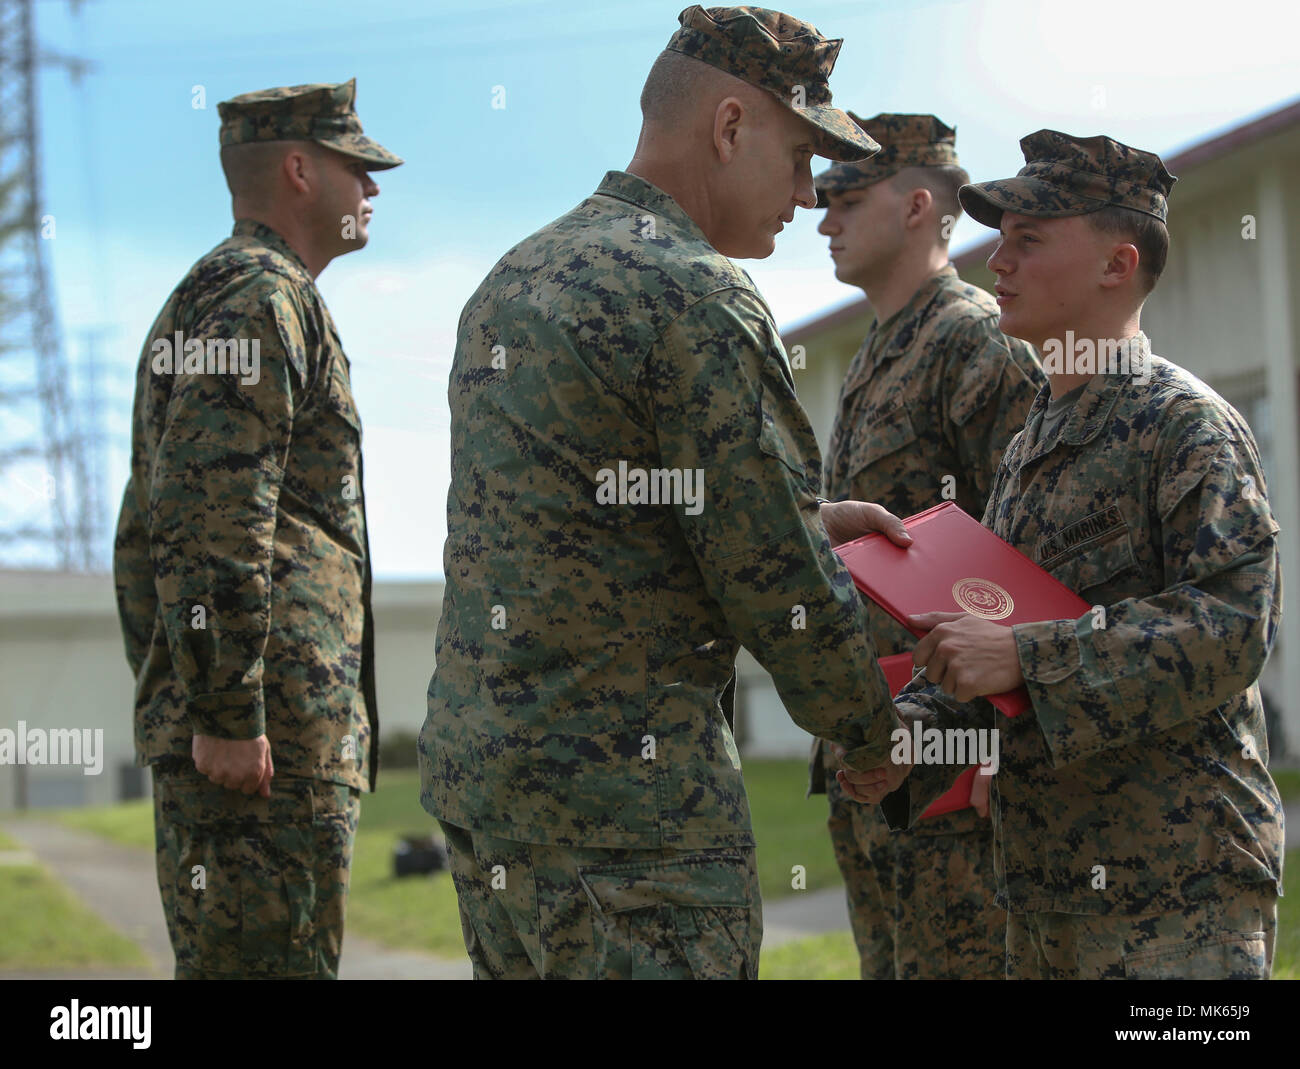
[348,822,467,957]
[1274,853,1299,979]
[347,768,463,955]
[50,798,153,850]
[0,826,148,971]
[745,758,840,900]
[761,931,859,980]
[1272,767,1300,802]
[346,761,840,955]
[33,759,1300,978]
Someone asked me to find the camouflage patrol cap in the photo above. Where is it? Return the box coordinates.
[665,5,880,163]
[959,129,1174,228]
[815,112,958,207]
[217,78,403,170]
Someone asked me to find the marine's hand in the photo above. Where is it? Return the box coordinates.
[831,741,911,805]
[836,762,910,805]
[820,500,912,548]
[192,734,274,797]
[908,610,1023,702]
[969,762,993,819]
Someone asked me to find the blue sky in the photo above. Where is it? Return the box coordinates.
[21,0,1299,577]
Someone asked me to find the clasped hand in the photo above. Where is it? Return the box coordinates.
[835,743,911,805]
[830,612,1021,806]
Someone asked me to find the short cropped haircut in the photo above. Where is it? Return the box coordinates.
[641,49,724,125]
[889,164,971,241]
[219,139,324,201]
[1085,204,1169,297]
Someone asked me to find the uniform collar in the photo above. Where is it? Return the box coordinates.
[838,264,958,396]
[232,219,313,279]
[595,171,713,247]
[868,263,959,370]
[1020,331,1150,462]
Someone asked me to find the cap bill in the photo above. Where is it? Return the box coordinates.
[959,176,1109,229]
[319,132,404,170]
[814,160,881,208]
[794,104,881,163]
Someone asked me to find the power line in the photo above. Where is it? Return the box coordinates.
[0,0,100,570]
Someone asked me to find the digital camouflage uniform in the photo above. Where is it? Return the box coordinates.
[882,132,1285,980]
[811,112,1044,980]
[421,5,898,980]
[113,80,401,979]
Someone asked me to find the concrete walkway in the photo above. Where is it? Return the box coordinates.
[765,887,850,946]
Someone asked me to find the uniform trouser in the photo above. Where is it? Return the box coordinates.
[152,761,360,979]
[1005,887,1278,979]
[438,820,762,979]
[826,768,1003,980]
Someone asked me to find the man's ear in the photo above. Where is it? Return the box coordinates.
[1100,241,1140,289]
[903,186,933,230]
[713,97,745,163]
[282,146,315,195]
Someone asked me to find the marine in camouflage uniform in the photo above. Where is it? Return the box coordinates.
[879,131,1284,979]
[113,80,401,979]
[809,113,1044,979]
[421,5,901,980]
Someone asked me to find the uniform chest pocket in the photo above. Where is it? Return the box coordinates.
[1050,528,1139,599]
[280,355,364,534]
[322,355,363,438]
[850,404,918,474]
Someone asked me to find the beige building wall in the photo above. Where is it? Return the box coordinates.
[0,571,446,809]
[1140,120,1299,756]
[0,571,136,808]
[369,582,443,763]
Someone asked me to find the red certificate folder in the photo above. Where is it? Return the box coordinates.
[877,652,977,819]
[835,501,1093,719]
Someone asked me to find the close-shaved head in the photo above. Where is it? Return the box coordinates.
[888,164,971,243]
[640,49,776,131]
[629,49,820,259]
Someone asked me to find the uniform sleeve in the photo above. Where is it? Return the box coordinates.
[1013,402,1281,767]
[148,274,309,741]
[643,288,898,770]
[943,318,1043,505]
[113,464,155,677]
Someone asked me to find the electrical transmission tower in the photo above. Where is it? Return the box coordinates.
[0,0,98,571]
